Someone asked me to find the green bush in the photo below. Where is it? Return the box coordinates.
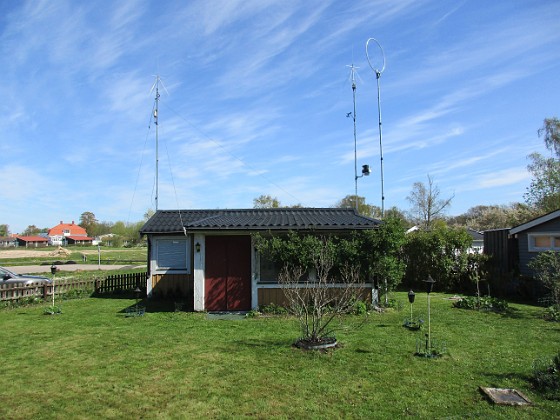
[44,305,63,315]
[543,305,560,322]
[530,352,560,400]
[259,303,288,315]
[452,296,508,312]
[353,300,368,315]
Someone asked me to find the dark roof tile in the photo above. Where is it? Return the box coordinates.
[140,208,380,234]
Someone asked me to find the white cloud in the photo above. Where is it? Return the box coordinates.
[475,168,531,189]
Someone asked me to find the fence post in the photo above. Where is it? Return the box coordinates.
[43,283,48,300]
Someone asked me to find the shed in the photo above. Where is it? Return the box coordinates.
[139,208,380,311]
[509,208,560,277]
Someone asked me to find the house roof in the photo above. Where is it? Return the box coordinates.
[510,209,560,235]
[140,208,381,234]
[16,236,49,242]
[467,228,483,240]
[66,236,94,241]
[48,221,88,237]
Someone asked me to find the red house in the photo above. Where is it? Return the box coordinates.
[48,221,88,237]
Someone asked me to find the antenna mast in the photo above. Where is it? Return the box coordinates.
[152,76,161,211]
[366,38,386,217]
[347,63,359,211]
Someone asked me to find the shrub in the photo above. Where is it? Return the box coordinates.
[259,303,288,315]
[452,296,508,312]
[530,352,560,400]
[353,300,368,315]
[529,251,560,305]
[44,305,63,315]
[543,305,560,322]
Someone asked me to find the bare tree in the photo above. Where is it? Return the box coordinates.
[254,233,366,347]
[407,175,454,229]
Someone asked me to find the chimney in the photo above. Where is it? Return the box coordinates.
[60,221,63,224]
[72,221,74,225]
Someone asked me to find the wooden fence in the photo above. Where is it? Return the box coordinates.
[0,272,147,302]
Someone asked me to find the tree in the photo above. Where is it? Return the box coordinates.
[22,225,42,236]
[525,118,560,213]
[143,209,155,220]
[253,195,281,208]
[448,203,537,231]
[407,175,454,229]
[335,195,382,218]
[79,211,98,236]
[403,224,472,291]
[358,217,407,304]
[0,224,9,237]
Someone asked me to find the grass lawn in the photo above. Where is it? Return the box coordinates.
[0,293,558,419]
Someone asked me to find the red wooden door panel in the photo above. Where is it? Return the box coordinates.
[225,236,252,311]
[205,236,227,311]
[205,235,251,311]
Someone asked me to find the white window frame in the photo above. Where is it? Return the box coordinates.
[528,233,560,252]
[153,236,191,272]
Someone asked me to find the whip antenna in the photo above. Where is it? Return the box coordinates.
[346,63,359,211]
[366,38,386,217]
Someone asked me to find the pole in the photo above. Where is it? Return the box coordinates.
[352,67,358,211]
[376,71,385,217]
[427,292,431,353]
[154,77,160,211]
[366,38,386,218]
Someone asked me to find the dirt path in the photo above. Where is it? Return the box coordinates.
[0,248,137,259]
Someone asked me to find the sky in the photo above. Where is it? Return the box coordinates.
[1,0,559,234]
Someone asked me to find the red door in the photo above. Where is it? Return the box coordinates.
[205,236,251,311]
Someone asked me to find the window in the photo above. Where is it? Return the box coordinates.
[155,238,190,271]
[528,233,560,252]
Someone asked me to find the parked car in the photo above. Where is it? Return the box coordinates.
[0,266,52,285]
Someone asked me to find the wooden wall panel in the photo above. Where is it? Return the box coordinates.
[152,273,193,299]
[258,286,372,307]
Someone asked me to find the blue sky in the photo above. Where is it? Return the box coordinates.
[1,0,559,234]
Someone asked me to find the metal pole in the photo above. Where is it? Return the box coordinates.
[376,72,385,217]
[154,78,160,211]
[353,76,358,211]
[427,292,431,353]
[366,38,386,218]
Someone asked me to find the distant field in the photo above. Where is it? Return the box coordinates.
[0,247,146,266]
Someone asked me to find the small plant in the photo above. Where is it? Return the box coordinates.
[530,352,560,400]
[452,296,508,312]
[403,317,424,330]
[44,305,62,315]
[415,334,446,358]
[353,300,368,315]
[543,304,560,322]
[381,298,403,311]
[259,303,288,315]
[245,309,261,318]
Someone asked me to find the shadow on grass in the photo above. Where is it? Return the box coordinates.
[233,338,296,349]
[479,370,532,387]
